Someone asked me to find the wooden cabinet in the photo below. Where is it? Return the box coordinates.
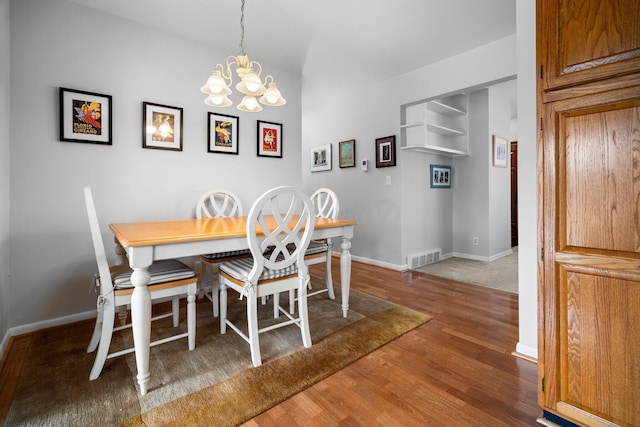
[400,94,468,156]
[538,0,640,93]
[537,1,640,426]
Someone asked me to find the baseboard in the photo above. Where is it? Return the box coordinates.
[451,248,513,262]
[332,252,406,271]
[1,309,97,366]
[8,309,96,339]
[515,342,538,361]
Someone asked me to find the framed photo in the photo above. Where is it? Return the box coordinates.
[142,102,183,151]
[257,120,282,158]
[375,135,396,168]
[339,139,356,168]
[208,112,239,155]
[59,87,112,145]
[310,144,332,172]
[492,135,508,167]
[430,164,452,188]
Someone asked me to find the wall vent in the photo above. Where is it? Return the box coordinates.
[407,249,441,269]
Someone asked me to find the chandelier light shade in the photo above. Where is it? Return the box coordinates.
[201,0,286,111]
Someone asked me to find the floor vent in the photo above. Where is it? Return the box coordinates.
[407,249,441,269]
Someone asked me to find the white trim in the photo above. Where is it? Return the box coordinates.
[332,252,405,271]
[352,255,405,271]
[8,309,95,340]
[451,248,513,262]
[515,341,538,360]
[1,309,97,362]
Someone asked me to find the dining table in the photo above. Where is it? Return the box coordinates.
[109,215,357,395]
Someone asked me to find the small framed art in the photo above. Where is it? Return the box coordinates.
[59,87,112,145]
[375,135,396,168]
[430,164,452,188]
[142,102,183,151]
[339,139,356,168]
[257,120,282,158]
[208,112,239,154]
[310,144,332,172]
[492,135,508,167]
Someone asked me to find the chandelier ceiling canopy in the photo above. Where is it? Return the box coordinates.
[200,0,286,112]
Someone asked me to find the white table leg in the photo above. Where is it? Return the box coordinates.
[340,236,352,318]
[130,266,152,395]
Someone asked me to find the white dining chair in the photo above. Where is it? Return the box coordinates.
[84,186,197,380]
[218,186,315,367]
[289,188,340,312]
[307,188,339,296]
[195,189,251,318]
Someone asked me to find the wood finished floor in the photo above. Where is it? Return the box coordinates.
[0,261,540,427]
[244,261,540,426]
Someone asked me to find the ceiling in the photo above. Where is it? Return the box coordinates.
[69,0,517,109]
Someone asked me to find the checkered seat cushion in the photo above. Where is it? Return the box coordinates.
[201,248,251,261]
[218,257,299,282]
[112,259,195,289]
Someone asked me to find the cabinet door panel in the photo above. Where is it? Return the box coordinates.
[539,0,640,91]
[542,87,640,426]
[562,103,640,253]
[556,268,640,426]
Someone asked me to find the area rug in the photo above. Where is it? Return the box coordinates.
[414,247,518,293]
[4,280,430,426]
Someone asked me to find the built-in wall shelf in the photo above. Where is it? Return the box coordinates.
[400,93,469,156]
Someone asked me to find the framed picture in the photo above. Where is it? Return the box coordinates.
[257,120,282,158]
[375,135,396,168]
[208,112,239,155]
[310,144,332,172]
[142,102,183,151]
[338,139,356,168]
[430,164,452,188]
[492,135,508,167]
[59,87,112,145]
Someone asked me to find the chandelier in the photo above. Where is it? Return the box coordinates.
[200,0,286,112]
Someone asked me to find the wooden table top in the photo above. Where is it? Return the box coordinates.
[110,216,357,247]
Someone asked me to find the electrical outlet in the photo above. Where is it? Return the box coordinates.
[473,237,479,245]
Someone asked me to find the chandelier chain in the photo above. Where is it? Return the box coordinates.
[239,0,246,55]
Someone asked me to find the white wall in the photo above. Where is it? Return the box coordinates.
[0,0,11,354]
[302,36,517,268]
[7,0,302,329]
[515,0,538,359]
[453,90,491,258]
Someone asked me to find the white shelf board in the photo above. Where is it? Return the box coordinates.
[427,100,466,116]
[401,144,469,157]
[400,122,423,129]
[426,123,466,136]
